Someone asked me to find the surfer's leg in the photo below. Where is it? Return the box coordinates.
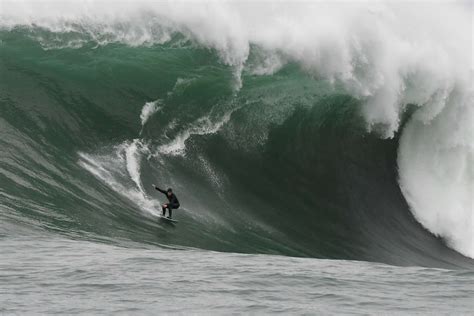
[168,203,179,218]
[162,204,167,216]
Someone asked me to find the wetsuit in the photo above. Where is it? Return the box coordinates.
[155,186,180,218]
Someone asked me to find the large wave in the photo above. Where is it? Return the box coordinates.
[0,1,472,265]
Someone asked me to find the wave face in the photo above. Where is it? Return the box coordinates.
[0,1,472,268]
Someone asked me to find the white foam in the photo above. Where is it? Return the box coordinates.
[78,141,159,215]
[139,100,161,135]
[248,51,285,76]
[140,101,161,127]
[1,2,470,127]
[398,91,474,258]
[125,139,144,192]
[158,110,233,156]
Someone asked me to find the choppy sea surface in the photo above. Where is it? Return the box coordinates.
[2,235,473,315]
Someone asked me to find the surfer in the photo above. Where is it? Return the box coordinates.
[153,184,180,219]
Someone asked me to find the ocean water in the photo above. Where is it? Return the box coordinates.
[2,235,474,315]
[1,1,473,314]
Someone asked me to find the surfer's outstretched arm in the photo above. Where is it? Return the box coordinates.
[153,184,167,194]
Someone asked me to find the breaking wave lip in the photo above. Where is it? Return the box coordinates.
[3,2,470,131]
[2,1,472,260]
[398,91,474,259]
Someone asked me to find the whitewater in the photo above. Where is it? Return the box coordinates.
[1,0,473,314]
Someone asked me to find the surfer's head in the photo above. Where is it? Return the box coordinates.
[167,188,172,196]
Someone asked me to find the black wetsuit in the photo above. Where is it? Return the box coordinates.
[155,186,180,218]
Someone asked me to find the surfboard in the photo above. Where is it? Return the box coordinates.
[158,215,178,223]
